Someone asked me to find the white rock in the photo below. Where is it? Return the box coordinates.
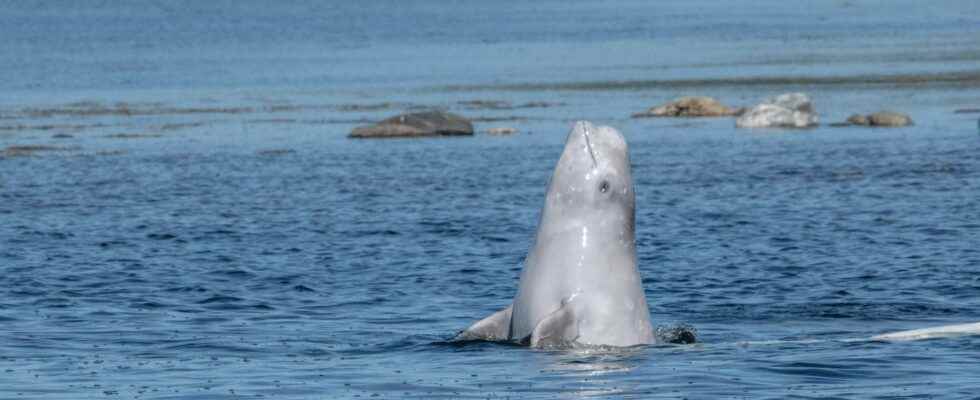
[736,93,818,128]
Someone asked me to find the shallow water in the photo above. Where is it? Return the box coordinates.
[3,1,980,399]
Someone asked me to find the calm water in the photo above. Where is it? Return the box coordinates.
[2,1,980,399]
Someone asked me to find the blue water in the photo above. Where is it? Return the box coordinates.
[3,1,980,399]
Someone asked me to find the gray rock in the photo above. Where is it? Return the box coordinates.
[349,111,474,138]
[868,111,913,127]
[839,111,913,127]
[736,93,818,128]
[632,96,740,118]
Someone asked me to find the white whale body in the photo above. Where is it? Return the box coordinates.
[871,322,980,342]
[457,121,655,348]
[735,322,980,347]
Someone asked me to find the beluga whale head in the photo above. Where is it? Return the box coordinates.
[457,121,656,348]
[539,121,635,247]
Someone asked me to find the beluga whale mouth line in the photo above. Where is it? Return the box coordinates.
[455,121,664,348]
[581,122,598,169]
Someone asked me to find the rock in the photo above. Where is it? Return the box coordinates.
[459,100,563,110]
[104,133,164,139]
[349,111,474,138]
[839,111,913,127]
[470,116,527,123]
[518,101,563,109]
[868,111,913,127]
[335,102,397,112]
[846,114,870,126]
[632,96,740,118]
[735,93,818,128]
[257,149,295,156]
[459,100,511,110]
[2,144,71,157]
[486,127,518,135]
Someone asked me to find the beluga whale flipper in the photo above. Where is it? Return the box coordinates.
[456,121,657,348]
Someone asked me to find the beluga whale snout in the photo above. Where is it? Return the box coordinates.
[456,121,659,348]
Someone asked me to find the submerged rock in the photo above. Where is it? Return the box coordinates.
[459,100,563,110]
[104,133,164,139]
[349,111,474,138]
[459,100,511,110]
[735,93,818,128]
[632,96,741,118]
[518,101,563,109]
[842,111,913,127]
[256,149,296,156]
[1,144,74,157]
[486,127,518,135]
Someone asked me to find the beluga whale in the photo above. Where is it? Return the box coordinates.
[457,121,661,348]
[455,120,980,349]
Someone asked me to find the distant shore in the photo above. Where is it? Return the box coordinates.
[436,69,980,92]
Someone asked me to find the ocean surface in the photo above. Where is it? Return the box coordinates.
[2,1,980,398]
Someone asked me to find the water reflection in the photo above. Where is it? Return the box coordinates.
[542,346,646,398]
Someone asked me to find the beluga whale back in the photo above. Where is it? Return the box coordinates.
[457,121,656,348]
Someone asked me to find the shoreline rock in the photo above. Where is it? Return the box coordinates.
[2,144,76,157]
[486,127,518,135]
[843,111,913,127]
[632,96,741,118]
[459,100,563,110]
[349,111,474,138]
[736,93,818,128]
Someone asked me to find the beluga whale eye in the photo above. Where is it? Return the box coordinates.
[599,180,610,193]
